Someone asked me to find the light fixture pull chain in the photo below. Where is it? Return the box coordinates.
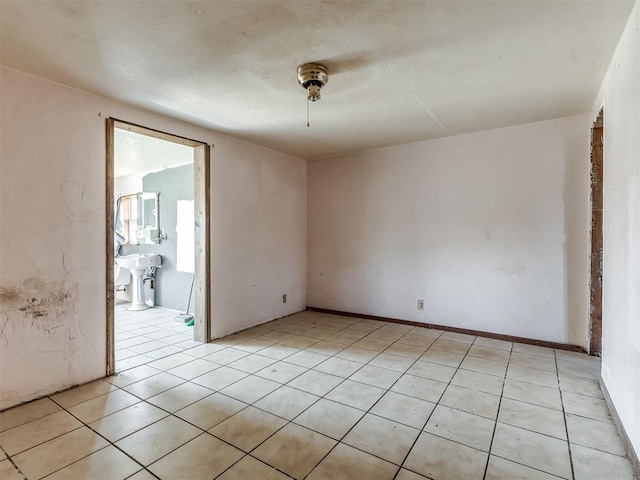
[307,98,310,128]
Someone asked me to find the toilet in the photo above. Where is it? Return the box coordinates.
[114,263,130,301]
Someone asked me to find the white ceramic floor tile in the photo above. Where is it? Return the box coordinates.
[253,385,319,420]
[210,406,286,452]
[307,443,398,480]
[294,398,365,440]
[490,422,572,479]
[424,405,495,452]
[88,401,169,442]
[174,392,246,430]
[0,398,61,432]
[44,445,141,480]
[571,443,635,480]
[404,432,487,480]
[343,413,420,464]
[115,416,201,466]
[253,423,337,480]
[148,433,244,480]
[325,379,385,411]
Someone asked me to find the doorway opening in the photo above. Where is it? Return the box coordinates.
[106,119,210,375]
[589,108,604,356]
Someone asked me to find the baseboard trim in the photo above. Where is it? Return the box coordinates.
[599,378,640,478]
[306,306,584,352]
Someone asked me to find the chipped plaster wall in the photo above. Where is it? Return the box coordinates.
[308,115,591,346]
[590,1,640,459]
[0,67,307,409]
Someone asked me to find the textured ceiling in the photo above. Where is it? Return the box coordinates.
[0,0,634,160]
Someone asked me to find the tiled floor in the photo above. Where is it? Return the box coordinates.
[1,310,636,479]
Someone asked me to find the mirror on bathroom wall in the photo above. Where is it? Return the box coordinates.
[121,192,160,245]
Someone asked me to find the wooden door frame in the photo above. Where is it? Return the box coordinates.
[106,118,211,375]
[589,108,604,356]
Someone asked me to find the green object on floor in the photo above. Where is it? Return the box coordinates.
[186,318,194,327]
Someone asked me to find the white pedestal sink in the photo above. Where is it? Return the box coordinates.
[115,253,162,311]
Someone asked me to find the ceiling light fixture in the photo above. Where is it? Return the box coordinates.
[297,63,328,127]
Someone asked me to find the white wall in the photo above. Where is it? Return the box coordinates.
[308,115,591,346]
[591,1,639,460]
[0,67,307,409]
[114,173,143,196]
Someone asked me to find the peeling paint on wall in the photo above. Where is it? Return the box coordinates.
[0,278,79,356]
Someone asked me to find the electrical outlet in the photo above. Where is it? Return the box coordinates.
[283,294,287,303]
[417,299,425,310]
